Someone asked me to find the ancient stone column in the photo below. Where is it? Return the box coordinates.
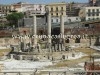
[47,14,51,52]
[47,14,51,44]
[33,15,37,45]
[60,15,65,51]
[60,15,64,36]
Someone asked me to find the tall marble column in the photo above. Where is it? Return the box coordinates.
[60,15,65,51]
[60,15,64,38]
[47,14,51,43]
[33,15,37,45]
[47,14,51,52]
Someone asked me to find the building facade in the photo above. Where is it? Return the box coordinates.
[80,7,100,21]
[11,2,22,12]
[0,5,12,26]
[12,2,46,16]
[51,16,80,23]
[25,4,46,17]
[0,5,12,17]
[66,3,80,17]
[22,16,46,27]
[46,2,66,17]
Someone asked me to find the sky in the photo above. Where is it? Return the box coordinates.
[0,0,88,4]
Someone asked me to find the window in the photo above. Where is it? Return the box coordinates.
[51,19,53,22]
[88,9,91,16]
[56,7,58,11]
[56,13,58,16]
[51,13,53,16]
[92,9,95,16]
[92,9,95,12]
[97,9,99,12]
[92,13,95,16]
[51,7,53,11]
[88,13,90,16]
[61,7,63,10]
[56,19,58,22]
[96,12,99,16]
[62,12,63,15]
[88,9,91,12]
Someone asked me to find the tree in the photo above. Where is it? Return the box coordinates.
[6,12,24,28]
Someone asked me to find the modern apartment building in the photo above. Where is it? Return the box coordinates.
[66,2,88,17]
[0,5,12,17]
[12,2,46,16]
[66,3,80,17]
[46,2,66,17]
[79,7,100,21]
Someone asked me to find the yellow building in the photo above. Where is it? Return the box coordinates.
[46,2,66,17]
[0,5,12,16]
